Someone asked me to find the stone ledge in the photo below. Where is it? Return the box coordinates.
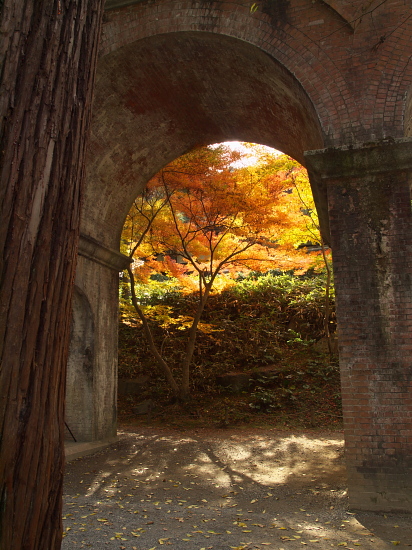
[304,137,412,179]
[78,233,131,272]
[65,437,118,462]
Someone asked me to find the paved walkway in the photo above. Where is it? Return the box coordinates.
[63,427,411,549]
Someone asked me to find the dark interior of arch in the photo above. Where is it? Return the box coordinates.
[85,31,326,248]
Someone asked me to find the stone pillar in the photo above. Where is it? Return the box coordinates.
[305,138,412,512]
[66,234,130,442]
[66,287,95,442]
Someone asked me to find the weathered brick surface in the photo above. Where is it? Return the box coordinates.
[101,0,412,146]
[83,31,325,248]
[306,139,412,511]
[70,0,412,512]
[83,0,412,248]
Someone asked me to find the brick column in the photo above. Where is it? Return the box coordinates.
[305,139,412,512]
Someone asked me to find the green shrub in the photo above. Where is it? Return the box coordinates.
[118,270,336,387]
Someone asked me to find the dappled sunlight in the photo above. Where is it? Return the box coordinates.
[63,428,411,548]
[70,429,345,497]
[210,433,344,486]
[85,470,114,498]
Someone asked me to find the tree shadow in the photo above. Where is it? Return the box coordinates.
[62,428,410,549]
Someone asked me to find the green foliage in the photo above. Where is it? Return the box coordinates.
[286,329,315,347]
[249,386,297,411]
[234,270,334,299]
[119,270,336,391]
[133,278,182,305]
[231,270,335,342]
[118,270,342,427]
[247,359,340,414]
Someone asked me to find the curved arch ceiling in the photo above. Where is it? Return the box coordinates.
[84,31,324,246]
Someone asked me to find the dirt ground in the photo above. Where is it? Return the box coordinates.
[63,426,411,549]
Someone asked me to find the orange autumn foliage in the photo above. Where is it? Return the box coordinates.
[121,144,325,399]
[122,145,319,290]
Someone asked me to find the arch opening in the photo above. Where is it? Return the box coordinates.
[73,27,329,446]
[117,142,337,419]
[82,31,325,251]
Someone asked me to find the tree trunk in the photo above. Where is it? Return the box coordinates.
[0,1,104,548]
[320,238,333,357]
[179,285,211,400]
[127,266,181,397]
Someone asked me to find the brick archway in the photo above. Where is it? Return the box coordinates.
[70,0,412,513]
[83,31,324,248]
[101,0,412,147]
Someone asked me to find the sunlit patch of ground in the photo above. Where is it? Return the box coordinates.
[63,428,411,549]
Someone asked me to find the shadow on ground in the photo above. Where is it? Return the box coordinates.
[63,427,411,549]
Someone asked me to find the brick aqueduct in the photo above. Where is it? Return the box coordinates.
[66,0,412,512]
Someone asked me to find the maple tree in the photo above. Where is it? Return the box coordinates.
[243,146,334,353]
[122,144,322,400]
[265,152,333,352]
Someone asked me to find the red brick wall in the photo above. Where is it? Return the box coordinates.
[101,0,412,146]
[306,140,412,511]
[84,31,324,246]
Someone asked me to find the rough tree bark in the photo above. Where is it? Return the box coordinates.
[0,1,104,548]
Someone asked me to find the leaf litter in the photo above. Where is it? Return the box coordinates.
[63,428,411,549]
